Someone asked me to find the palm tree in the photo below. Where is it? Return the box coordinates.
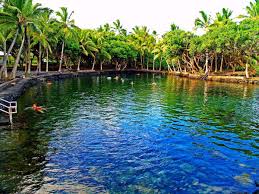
[195,11,212,75]
[0,0,45,79]
[215,8,233,25]
[132,26,151,68]
[32,10,54,73]
[103,23,111,32]
[195,11,212,31]
[0,9,20,79]
[76,29,97,71]
[152,42,164,71]
[0,2,23,79]
[145,35,156,70]
[246,0,259,18]
[90,32,111,70]
[112,19,124,35]
[170,23,179,31]
[98,48,111,71]
[0,28,14,79]
[56,7,75,72]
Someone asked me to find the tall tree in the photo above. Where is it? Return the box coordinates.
[0,28,14,79]
[76,29,97,71]
[32,10,54,72]
[246,0,259,18]
[56,7,75,72]
[112,19,125,35]
[195,11,212,31]
[0,0,45,78]
[195,11,212,74]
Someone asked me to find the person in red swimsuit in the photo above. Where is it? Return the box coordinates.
[32,104,46,113]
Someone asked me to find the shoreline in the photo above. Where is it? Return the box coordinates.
[130,69,259,84]
[0,69,258,101]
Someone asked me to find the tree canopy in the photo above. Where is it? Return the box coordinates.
[0,0,258,79]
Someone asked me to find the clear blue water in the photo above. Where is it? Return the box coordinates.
[0,74,258,193]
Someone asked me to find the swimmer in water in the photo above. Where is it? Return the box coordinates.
[32,104,46,113]
[25,104,46,113]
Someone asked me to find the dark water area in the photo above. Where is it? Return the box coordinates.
[0,74,258,193]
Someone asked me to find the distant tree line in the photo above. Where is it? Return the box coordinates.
[0,0,258,80]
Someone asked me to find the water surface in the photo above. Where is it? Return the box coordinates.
[0,74,258,193]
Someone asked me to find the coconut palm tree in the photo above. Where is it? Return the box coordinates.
[112,19,124,35]
[0,28,14,79]
[98,47,111,71]
[0,9,20,79]
[195,11,212,74]
[215,8,233,25]
[152,41,164,71]
[56,7,76,72]
[76,29,97,71]
[0,0,46,79]
[32,10,54,73]
[132,26,151,68]
[246,0,259,18]
[170,23,179,31]
[195,11,212,31]
[103,23,111,32]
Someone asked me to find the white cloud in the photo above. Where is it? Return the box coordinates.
[35,0,250,35]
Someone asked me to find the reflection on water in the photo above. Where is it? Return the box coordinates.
[0,74,258,193]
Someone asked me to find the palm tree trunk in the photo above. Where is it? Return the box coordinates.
[245,63,249,78]
[0,41,7,79]
[77,56,81,71]
[0,29,19,79]
[220,54,224,72]
[178,60,182,72]
[214,53,218,72]
[205,51,209,74]
[27,29,31,75]
[146,57,149,70]
[38,42,42,73]
[10,34,26,79]
[140,55,143,69]
[91,58,96,70]
[59,40,65,72]
[46,49,49,72]
[3,29,19,65]
[152,57,155,71]
[159,57,162,71]
[142,54,145,69]
[100,61,104,71]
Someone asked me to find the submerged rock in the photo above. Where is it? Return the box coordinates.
[179,163,196,173]
[191,178,199,186]
[234,173,253,185]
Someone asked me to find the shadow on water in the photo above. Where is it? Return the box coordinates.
[0,74,258,193]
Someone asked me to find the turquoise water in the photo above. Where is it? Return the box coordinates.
[0,74,258,193]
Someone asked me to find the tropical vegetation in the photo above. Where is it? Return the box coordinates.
[0,0,258,80]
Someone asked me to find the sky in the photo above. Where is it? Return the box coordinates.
[35,0,250,35]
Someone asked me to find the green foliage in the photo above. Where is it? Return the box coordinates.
[0,0,258,77]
